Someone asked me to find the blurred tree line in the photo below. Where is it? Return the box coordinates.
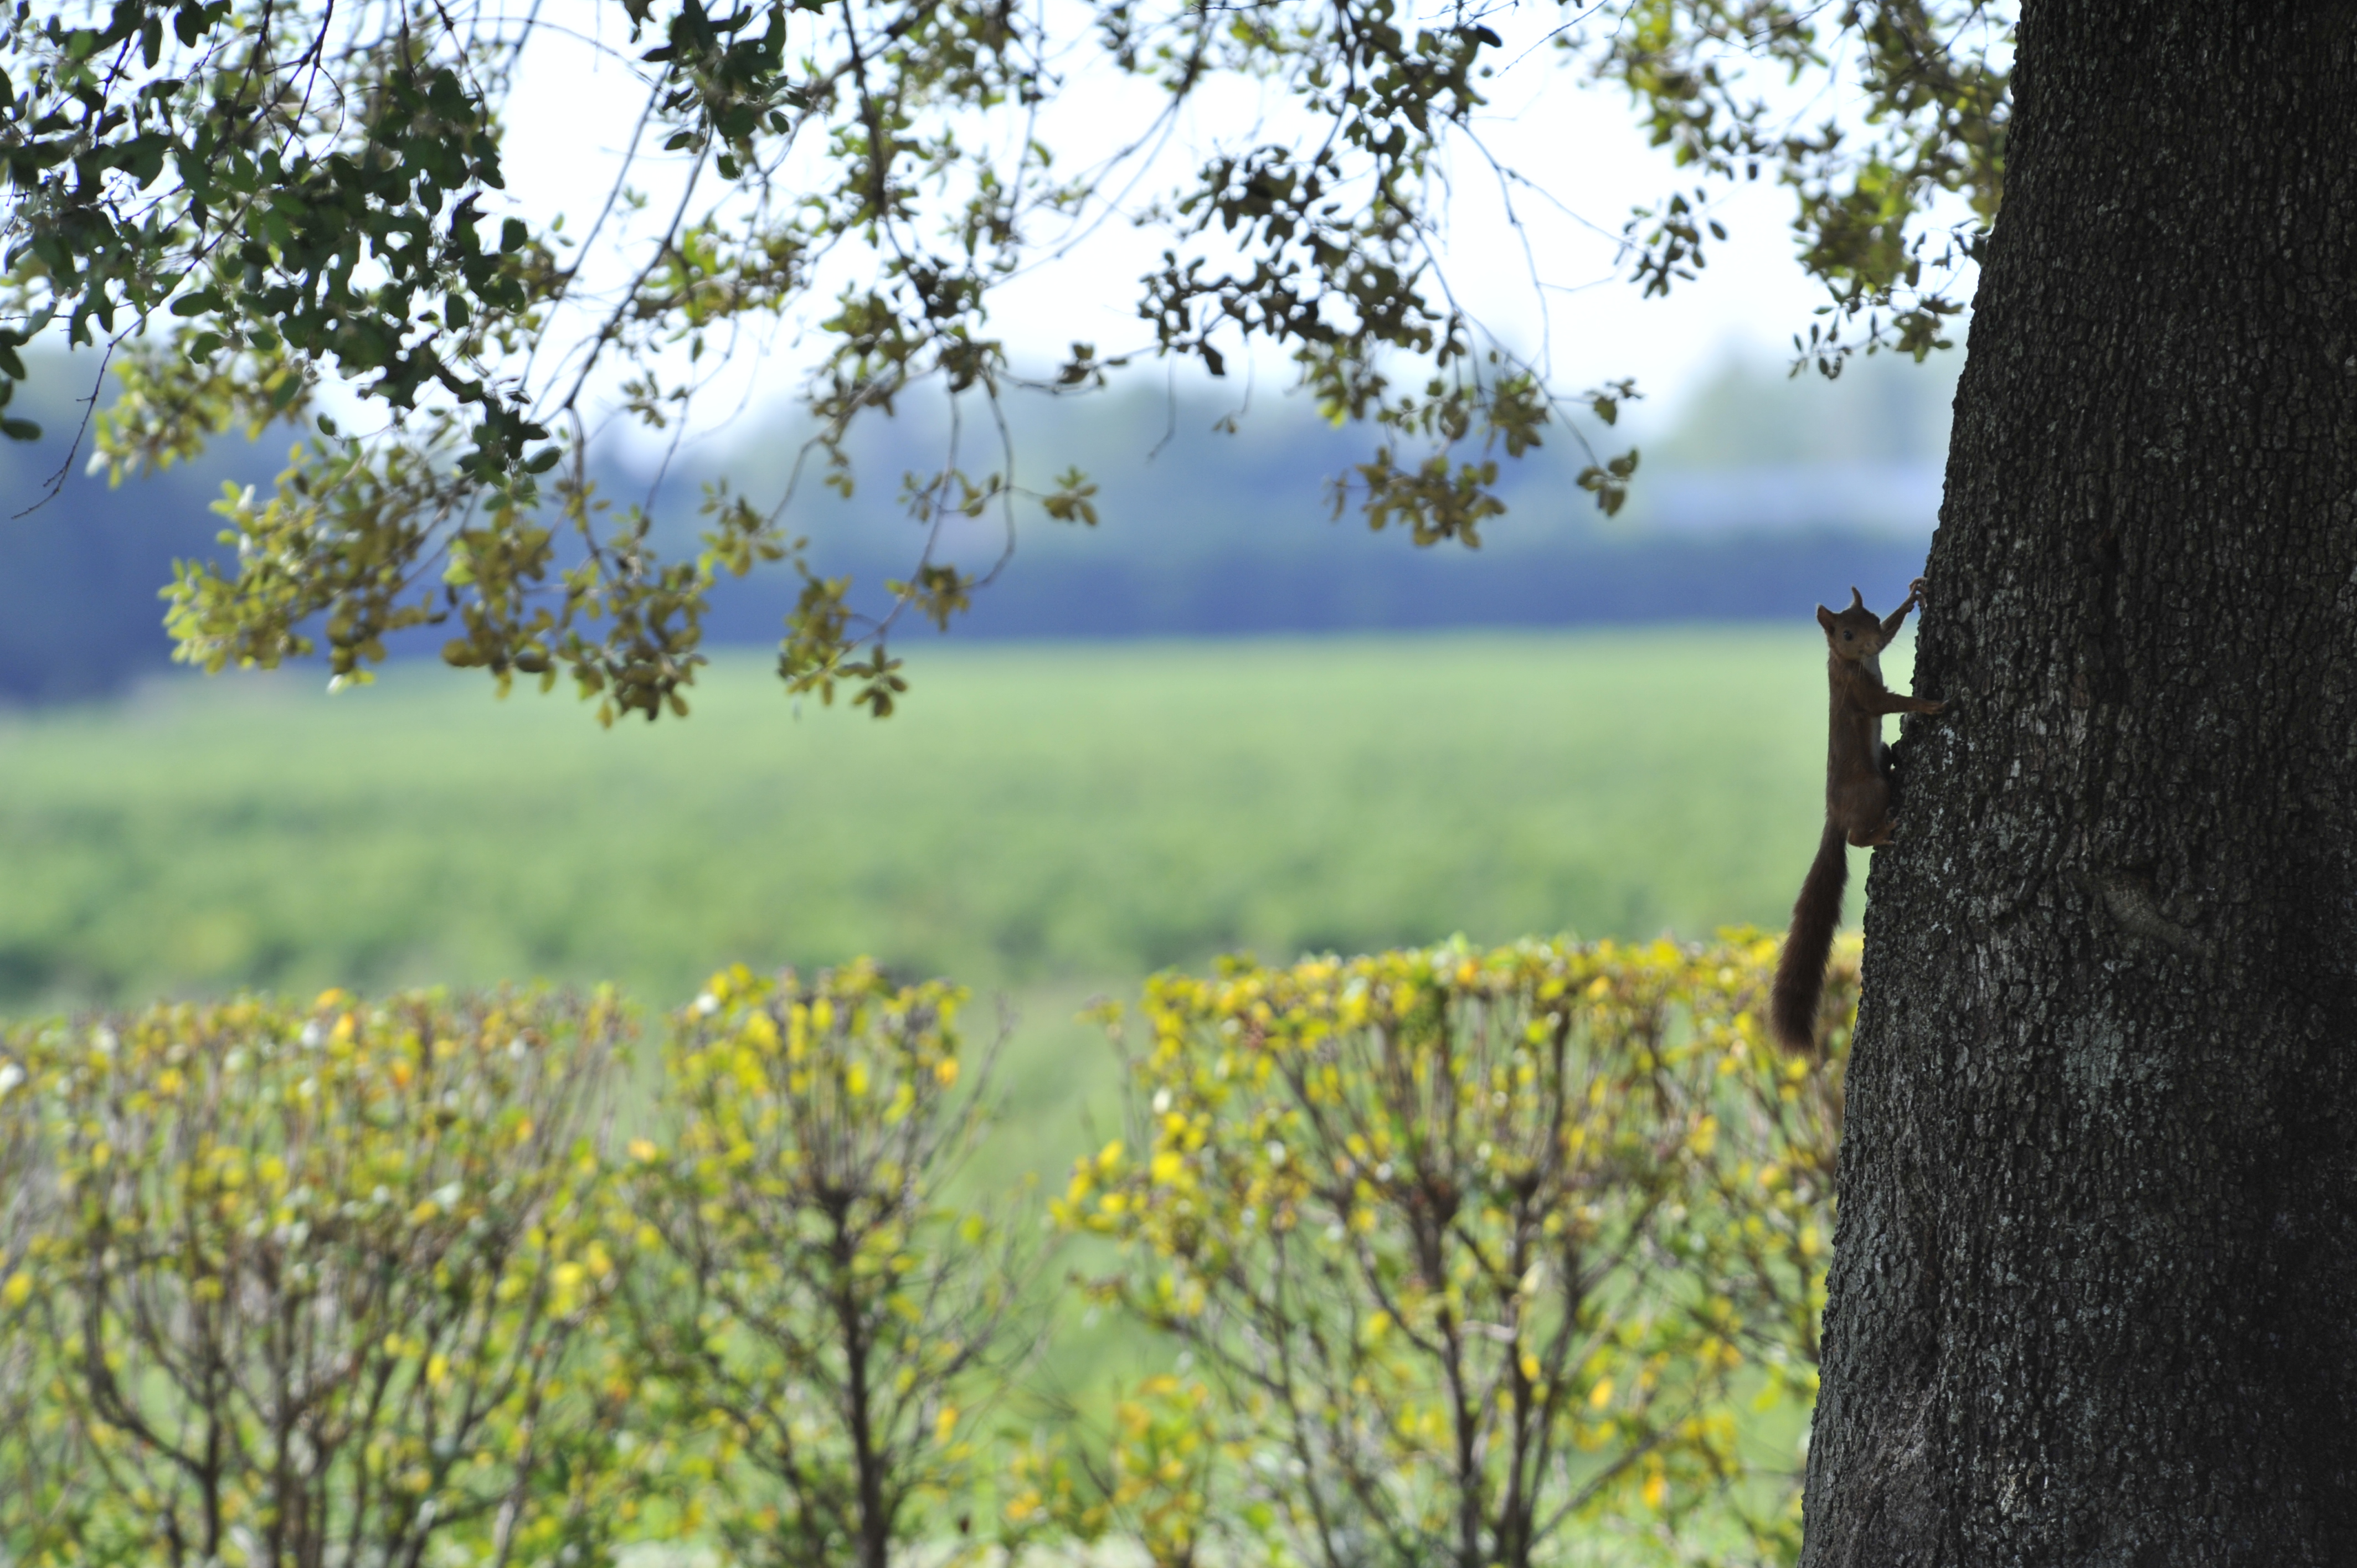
[0,352,1953,703]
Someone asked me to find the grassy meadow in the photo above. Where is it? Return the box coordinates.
[0,629,1866,992]
[0,627,1892,1178]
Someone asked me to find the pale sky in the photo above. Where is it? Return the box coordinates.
[492,1,1884,450]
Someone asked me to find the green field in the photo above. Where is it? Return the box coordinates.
[1,627,1887,1441]
[0,628,1899,1183]
[0,628,1871,1003]
[0,632,1876,1433]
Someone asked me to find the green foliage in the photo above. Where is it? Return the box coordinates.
[0,0,1995,714]
[1095,1376,1232,1568]
[0,991,636,1568]
[1670,938,1852,1559]
[0,1033,78,1560]
[1072,935,1854,1568]
[616,962,1035,1568]
[998,1373,1250,1568]
[0,933,1854,1566]
[1593,0,2009,367]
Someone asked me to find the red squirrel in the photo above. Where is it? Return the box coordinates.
[1769,577,1946,1051]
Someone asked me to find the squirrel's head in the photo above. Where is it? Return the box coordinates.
[1815,586,1888,661]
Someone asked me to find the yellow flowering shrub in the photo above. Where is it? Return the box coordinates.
[0,935,1853,1568]
[1074,934,1854,1568]
[996,1374,1262,1568]
[617,962,1032,1568]
[0,1031,83,1564]
[1098,1375,1241,1568]
[1671,936,1855,1557]
[3,990,635,1568]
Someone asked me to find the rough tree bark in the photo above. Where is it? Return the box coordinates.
[1800,3,2357,1563]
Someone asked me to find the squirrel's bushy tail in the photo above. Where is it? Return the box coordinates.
[1771,821,1847,1052]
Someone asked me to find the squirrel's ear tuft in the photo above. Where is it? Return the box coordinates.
[1847,586,1865,611]
[1815,604,1838,632]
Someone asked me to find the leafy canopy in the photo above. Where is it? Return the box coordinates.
[0,0,2005,719]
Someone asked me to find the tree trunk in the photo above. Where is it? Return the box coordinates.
[1800,3,2357,1563]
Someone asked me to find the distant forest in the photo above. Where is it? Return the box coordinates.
[0,349,1958,703]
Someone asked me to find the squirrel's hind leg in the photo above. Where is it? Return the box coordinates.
[1849,818,1896,848]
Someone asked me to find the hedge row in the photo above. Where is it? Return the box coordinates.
[0,936,1854,1568]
